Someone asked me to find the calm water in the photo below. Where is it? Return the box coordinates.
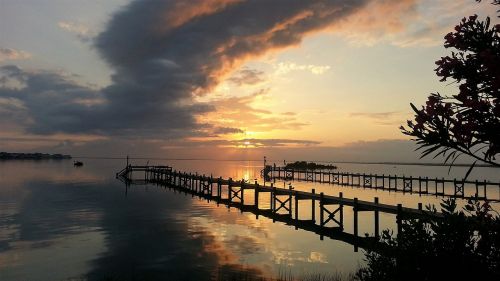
[0,159,499,281]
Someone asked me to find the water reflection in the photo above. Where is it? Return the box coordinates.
[0,159,498,281]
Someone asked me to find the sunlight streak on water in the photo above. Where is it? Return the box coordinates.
[0,159,498,280]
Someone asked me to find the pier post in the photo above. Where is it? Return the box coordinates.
[442,177,445,195]
[217,177,222,198]
[228,178,233,203]
[254,181,259,209]
[353,197,359,238]
[210,175,214,196]
[425,177,429,193]
[374,197,379,238]
[272,185,277,213]
[419,177,422,193]
[397,204,403,242]
[339,192,344,229]
[241,181,245,206]
[435,177,438,195]
[484,180,487,199]
[319,192,324,226]
[294,191,299,222]
[270,183,274,211]
[311,189,316,223]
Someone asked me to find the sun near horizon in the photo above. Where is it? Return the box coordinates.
[0,0,498,162]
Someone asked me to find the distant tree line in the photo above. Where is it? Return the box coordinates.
[0,152,71,160]
[284,161,338,170]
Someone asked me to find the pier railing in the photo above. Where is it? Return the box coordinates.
[117,165,451,252]
[264,166,500,202]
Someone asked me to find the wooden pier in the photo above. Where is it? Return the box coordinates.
[117,165,446,252]
[264,166,500,202]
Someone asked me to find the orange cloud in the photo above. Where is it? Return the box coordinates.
[199,90,308,134]
[329,0,419,45]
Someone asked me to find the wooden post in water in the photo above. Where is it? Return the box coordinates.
[339,192,344,230]
[228,178,233,203]
[241,181,245,206]
[418,176,422,193]
[210,175,214,196]
[435,177,438,195]
[272,185,277,213]
[263,156,267,187]
[217,177,222,198]
[484,180,487,199]
[353,197,359,238]
[374,197,379,238]
[254,180,259,209]
[294,191,299,222]
[397,204,403,242]
[425,177,429,193]
[311,189,316,223]
[475,180,479,197]
[442,177,445,195]
[319,192,325,226]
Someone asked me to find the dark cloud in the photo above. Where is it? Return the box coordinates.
[228,68,265,86]
[0,65,101,134]
[0,65,211,138]
[1,0,372,140]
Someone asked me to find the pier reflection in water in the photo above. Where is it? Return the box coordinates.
[119,165,456,253]
[1,159,498,281]
[0,159,360,281]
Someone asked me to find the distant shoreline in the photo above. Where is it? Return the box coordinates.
[0,152,72,160]
[70,156,499,168]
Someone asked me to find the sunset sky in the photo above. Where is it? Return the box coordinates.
[0,0,498,161]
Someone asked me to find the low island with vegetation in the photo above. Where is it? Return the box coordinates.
[0,152,72,160]
[284,161,337,170]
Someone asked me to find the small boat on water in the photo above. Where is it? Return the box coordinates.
[74,161,83,167]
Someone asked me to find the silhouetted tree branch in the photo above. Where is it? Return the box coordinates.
[401,14,500,168]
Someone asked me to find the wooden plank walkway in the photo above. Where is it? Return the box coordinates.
[117,165,449,252]
[264,166,500,202]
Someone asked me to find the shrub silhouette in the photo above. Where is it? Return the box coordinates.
[356,199,500,281]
